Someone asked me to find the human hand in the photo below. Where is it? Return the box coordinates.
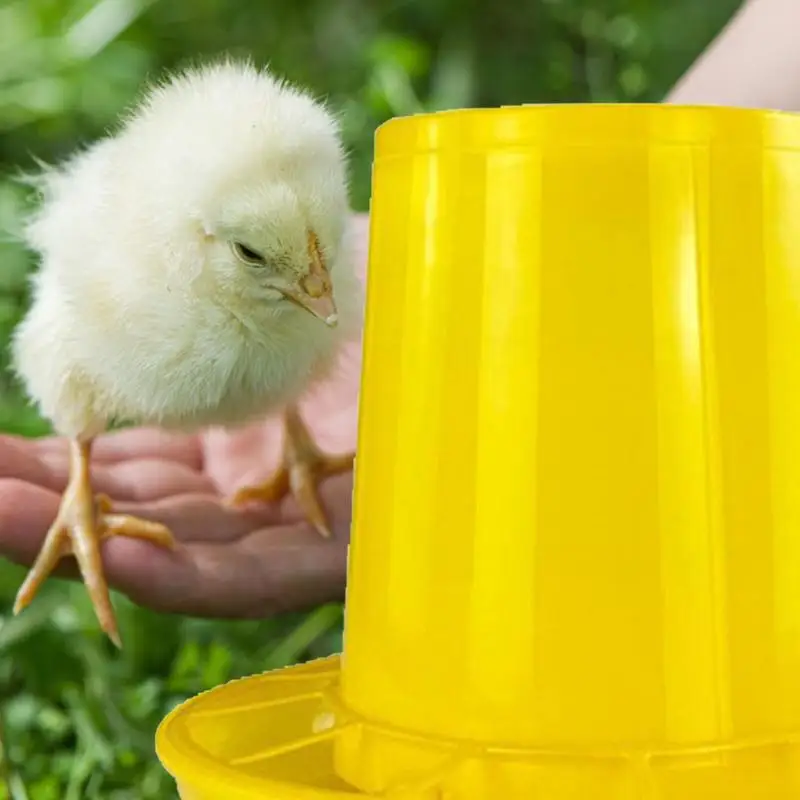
[0,413,356,618]
[0,214,367,619]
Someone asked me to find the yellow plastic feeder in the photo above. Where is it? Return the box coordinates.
[155,104,800,799]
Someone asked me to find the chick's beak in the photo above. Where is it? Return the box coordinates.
[283,232,338,327]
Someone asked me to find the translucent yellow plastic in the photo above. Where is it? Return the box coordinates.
[156,104,800,799]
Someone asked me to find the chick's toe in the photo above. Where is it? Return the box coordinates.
[228,405,353,538]
[13,439,175,648]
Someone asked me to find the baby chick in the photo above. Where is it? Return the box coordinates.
[10,60,362,647]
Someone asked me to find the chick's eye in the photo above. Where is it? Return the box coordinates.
[232,242,266,266]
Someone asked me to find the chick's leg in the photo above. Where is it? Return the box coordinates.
[13,438,175,647]
[229,405,354,538]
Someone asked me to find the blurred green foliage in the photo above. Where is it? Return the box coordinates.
[0,0,740,796]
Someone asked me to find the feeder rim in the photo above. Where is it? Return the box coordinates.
[375,103,800,152]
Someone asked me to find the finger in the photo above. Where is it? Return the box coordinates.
[105,515,349,618]
[0,479,67,566]
[104,473,353,616]
[37,455,216,501]
[110,494,282,542]
[0,437,61,491]
[33,427,204,470]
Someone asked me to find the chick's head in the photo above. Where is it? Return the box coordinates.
[200,177,342,326]
[123,61,353,330]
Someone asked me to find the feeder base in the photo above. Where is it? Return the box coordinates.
[156,655,800,799]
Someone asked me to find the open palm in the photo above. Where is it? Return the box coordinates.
[0,404,357,619]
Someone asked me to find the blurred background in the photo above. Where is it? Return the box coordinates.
[0,0,742,796]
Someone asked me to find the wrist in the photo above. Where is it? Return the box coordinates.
[666,0,800,111]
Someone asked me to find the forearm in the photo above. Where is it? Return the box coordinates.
[666,0,800,111]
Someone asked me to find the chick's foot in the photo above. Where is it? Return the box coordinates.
[12,438,175,648]
[228,405,353,538]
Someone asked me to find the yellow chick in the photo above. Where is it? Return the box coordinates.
[9,60,362,647]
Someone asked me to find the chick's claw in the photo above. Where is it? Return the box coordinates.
[228,406,354,538]
[13,439,175,649]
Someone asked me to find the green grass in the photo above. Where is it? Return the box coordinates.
[0,393,344,800]
[0,566,345,799]
[0,400,50,438]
